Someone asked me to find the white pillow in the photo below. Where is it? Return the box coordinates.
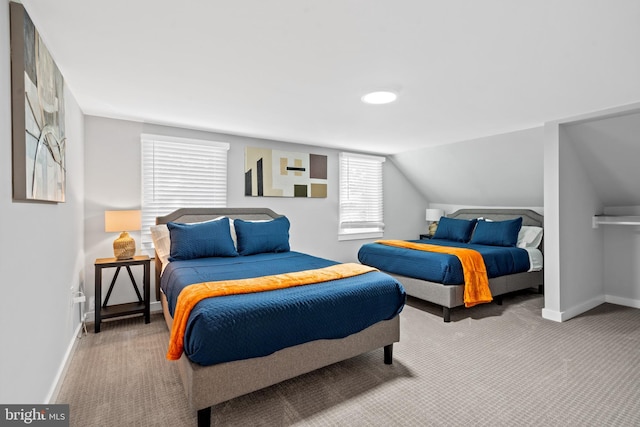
[517,226,543,249]
[150,224,171,271]
[228,218,237,249]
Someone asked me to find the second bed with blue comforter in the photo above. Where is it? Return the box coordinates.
[358,239,531,285]
[161,251,406,366]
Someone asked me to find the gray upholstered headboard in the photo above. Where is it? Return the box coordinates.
[153,207,282,300]
[156,207,281,225]
[447,208,543,227]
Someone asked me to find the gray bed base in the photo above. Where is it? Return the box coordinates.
[155,208,400,426]
[391,208,544,322]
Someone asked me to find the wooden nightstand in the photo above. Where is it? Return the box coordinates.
[94,255,150,333]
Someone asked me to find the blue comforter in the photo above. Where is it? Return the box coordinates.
[358,239,530,284]
[161,251,406,366]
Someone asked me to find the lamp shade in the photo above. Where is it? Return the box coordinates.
[105,210,142,232]
[425,208,444,222]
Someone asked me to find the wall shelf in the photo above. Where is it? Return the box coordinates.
[592,215,640,228]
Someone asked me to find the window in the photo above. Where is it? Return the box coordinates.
[338,152,385,240]
[140,134,229,249]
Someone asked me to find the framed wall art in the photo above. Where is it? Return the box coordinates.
[245,147,327,198]
[10,2,66,203]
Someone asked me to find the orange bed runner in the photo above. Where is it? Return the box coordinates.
[166,263,377,361]
[376,240,492,308]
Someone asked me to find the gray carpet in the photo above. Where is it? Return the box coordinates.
[56,292,640,426]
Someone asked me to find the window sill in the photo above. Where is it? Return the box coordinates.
[338,231,383,241]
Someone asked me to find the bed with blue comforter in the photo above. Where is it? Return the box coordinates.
[358,209,544,323]
[358,239,531,285]
[152,207,405,427]
[161,251,405,366]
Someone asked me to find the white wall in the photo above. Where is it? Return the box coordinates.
[0,0,85,403]
[542,122,562,319]
[543,121,606,321]
[557,127,605,316]
[84,115,427,315]
[84,118,145,307]
[563,112,640,310]
[543,103,640,321]
[428,203,543,217]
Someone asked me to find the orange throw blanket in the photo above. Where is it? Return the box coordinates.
[376,240,492,308]
[167,263,378,361]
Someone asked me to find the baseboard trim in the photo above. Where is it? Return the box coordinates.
[150,301,162,313]
[541,308,562,322]
[605,294,640,309]
[542,295,607,322]
[46,322,83,404]
[562,295,606,321]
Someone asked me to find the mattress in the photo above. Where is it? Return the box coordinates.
[357,239,531,285]
[161,251,406,366]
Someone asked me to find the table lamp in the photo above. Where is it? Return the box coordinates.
[105,210,142,259]
[425,208,444,237]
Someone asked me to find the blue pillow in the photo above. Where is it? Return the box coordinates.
[234,216,290,256]
[432,217,477,242]
[168,217,238,261]
[470,217,523,247]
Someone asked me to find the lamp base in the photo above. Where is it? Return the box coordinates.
[428,222,439,236]
[113,231,136,260]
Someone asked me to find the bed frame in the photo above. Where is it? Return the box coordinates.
[388,208,544,322]
[155,208,400,427]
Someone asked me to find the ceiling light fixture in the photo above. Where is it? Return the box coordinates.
[361,91,398,105]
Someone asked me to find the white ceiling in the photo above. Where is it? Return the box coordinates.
[20,0,640,155]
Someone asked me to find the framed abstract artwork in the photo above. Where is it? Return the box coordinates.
[10,2,66,203]
[245,147,328,198]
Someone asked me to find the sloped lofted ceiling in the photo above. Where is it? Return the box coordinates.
[564,111,640,207]
[391,127,544,207]
[18,0,640,155]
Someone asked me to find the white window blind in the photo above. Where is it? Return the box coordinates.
[339,152,385,239]
[140,134,229,249]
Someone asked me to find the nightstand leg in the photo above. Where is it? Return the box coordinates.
[95,266,102,333]
[144,261,150,324]
[197,407,211,427]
